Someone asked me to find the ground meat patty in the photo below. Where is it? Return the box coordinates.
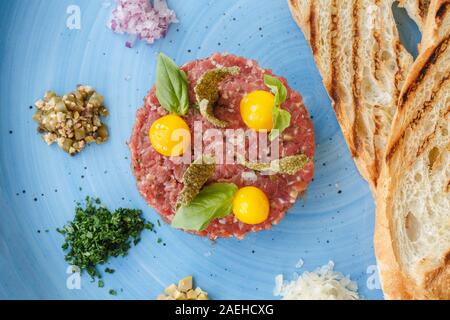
[130,53,314,240]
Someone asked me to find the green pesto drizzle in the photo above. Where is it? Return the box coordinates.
[243,154,310,175]
[175,156,216,209]
[194,67,240,128]
[198,99,228,128]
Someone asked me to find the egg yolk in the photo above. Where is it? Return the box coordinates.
[149,114,191,157]
[240,90,275,132]
[232,186,270,225]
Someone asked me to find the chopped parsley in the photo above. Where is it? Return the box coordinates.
[57,197,153,280]
[242,154,310,175]
[104,268,115,274]
[109,289,117,296]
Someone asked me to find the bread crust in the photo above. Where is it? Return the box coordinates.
[376,0,450,300]
[399,0,431,30]
[288,0,414,191]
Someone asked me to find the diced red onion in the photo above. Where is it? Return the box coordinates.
[109,0,178,47]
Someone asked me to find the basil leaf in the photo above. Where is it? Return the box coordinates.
[156,53,189,115]
[264,75,291,141]
[171,183,238,231]
[269,108,291,141]
[264,74,287,105]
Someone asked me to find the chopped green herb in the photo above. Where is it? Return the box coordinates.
[243,154,310,175]
[146,222,154,230]
[109,289,117,296]
[195,67,240,127]
[104,268,115,274]
[98,280,104,288]
[264,75,291,141]
[175,156,216,209]
[157,238,163,244]
[57,197,152,280]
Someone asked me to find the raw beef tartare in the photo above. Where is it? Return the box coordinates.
[130,53,314,240]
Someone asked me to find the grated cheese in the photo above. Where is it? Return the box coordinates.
[274,261,360,300]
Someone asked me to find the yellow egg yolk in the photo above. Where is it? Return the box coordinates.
[232,186,270,225]
[240,90,275,132]
[149,114,191,157]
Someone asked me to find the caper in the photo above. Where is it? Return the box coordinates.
[97,124,108,140]
[74,128,86,141]
[55,101,67,112]
[33,85,109,155]
[61,138,74,152]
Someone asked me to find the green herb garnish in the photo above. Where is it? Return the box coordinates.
[198,100,228,128]
[242,154,310,175]
[109,289,117,296]
[175,156,216,209]
[264,75,291,141]
[104,268,115,274]
[156,53,189,115]
[195,67,240,127]
[57,197,153,280]
[171,183,238,231]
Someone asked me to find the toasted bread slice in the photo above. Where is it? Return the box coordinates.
[421,0,450,48]
[288,0,413,190]
[375,0,450,300]
[399,0,431,30]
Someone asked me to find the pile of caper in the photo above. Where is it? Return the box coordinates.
[33,85,109,155]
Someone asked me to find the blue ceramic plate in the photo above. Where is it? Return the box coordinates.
[0,0,420,299]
